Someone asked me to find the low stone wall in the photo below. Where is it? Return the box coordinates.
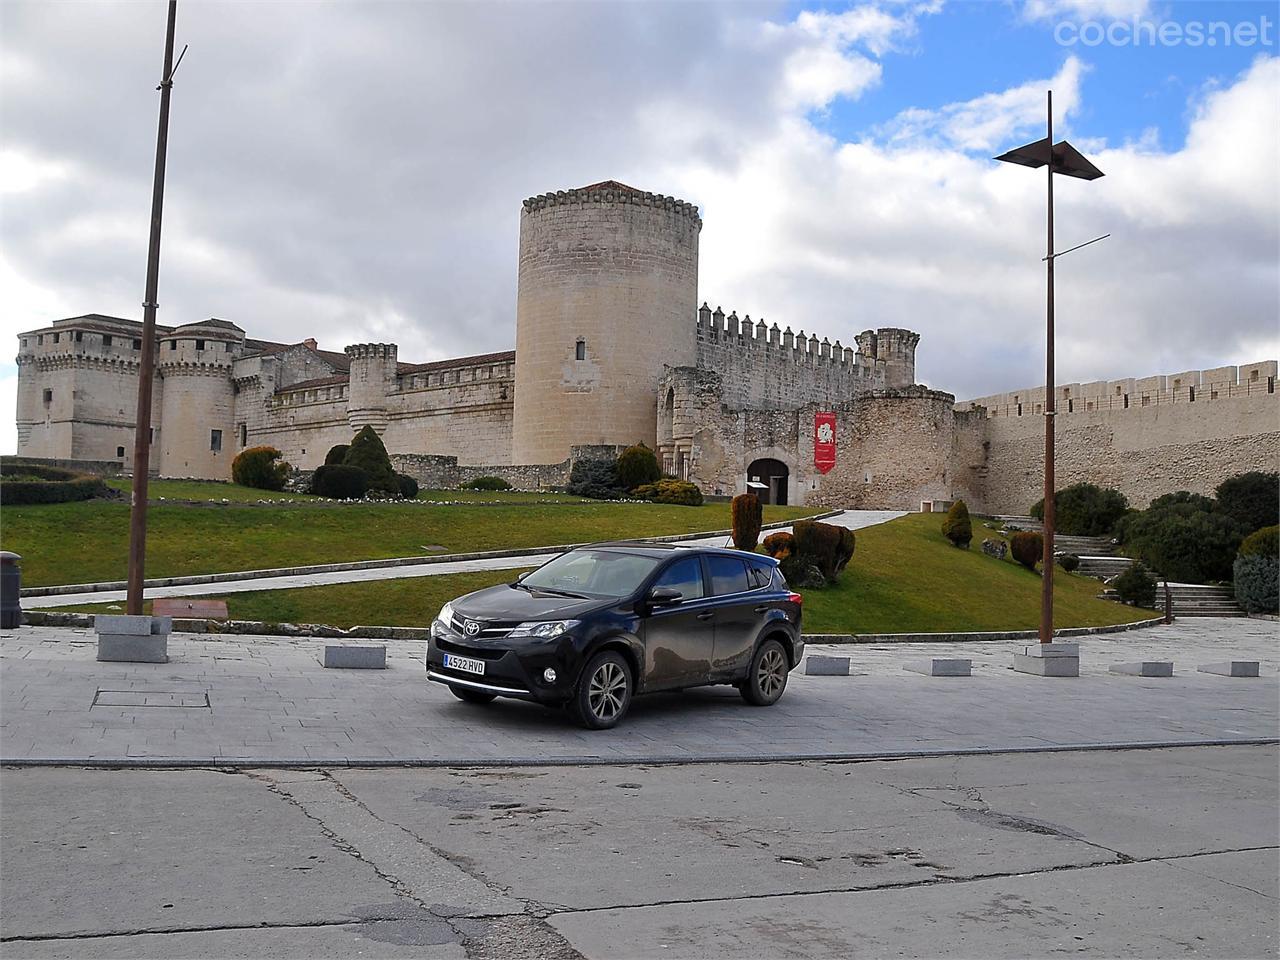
[392,443,628,492]
[1,455,123,477]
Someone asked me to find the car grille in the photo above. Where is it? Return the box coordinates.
[437,637,509,661]
[449,614,517,639]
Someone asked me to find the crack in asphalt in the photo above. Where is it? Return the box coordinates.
[0,916,433,944]
[543,845,1280,917]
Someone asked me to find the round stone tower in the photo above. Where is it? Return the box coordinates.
[512,181,701,464]
[157,320,242,479]
[344,343,397,433]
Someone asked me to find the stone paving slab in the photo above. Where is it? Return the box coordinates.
[24,510,907,609]
[1,618,1275,765]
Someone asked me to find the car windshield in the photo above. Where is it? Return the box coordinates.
[522,549,664,599]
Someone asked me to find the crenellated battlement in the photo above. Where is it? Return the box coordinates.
[521,180,702,229]
[960,359,1278,418]
[344,343,398,362]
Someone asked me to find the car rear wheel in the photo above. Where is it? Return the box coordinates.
[740,638,789,706]
[450,686,497,705]
[571,650,633,729]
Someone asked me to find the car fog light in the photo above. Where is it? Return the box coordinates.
[543,668,557,683]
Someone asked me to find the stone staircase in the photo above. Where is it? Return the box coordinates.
[1096,580,1243,618]
[990,516,1117,557]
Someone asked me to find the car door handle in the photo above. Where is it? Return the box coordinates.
[696,612,715,621]
[753,605,770,613]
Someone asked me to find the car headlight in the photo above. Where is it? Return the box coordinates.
[507,619,579,640]
[436,601,454,626]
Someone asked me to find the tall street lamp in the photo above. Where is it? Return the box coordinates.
[995,90,1106,645]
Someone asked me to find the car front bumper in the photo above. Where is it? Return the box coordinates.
[425,627,577,705]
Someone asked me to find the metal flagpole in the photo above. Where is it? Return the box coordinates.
[126,0,181,614]
[1040,89,1056,645]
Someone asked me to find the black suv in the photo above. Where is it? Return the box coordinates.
[426,543,803,728]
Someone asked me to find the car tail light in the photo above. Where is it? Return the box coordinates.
[788,592,803,605]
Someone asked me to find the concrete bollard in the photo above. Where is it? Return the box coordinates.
[804,655,850,676]
[1197,661,1260,678]
[1012,642,1079,678]
[323,645,387,669]
[1110,661,1174,678]
[95,614,171,663]
[904,658,972,677]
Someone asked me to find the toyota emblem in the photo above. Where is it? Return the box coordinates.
[463,620,481,637]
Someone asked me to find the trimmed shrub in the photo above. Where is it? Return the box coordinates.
[634,479,703,506]
[231,446,289,492]
[312,464,369,500]
[731,493,763,551]
[1147,490,1216,516]
[941,500,973,548]
[1009,531,1043,570]
[793,520,855,583]
[462,476,512,491]
[1234,525,1279,615]
[1030,483,1129,536]
[779,555,826,590]
[343,426,397,494]
[0,463,109,505]
[762,531,796,560]
[1216,471,1279,534]
[566,459,624,500]
[1057,553,1081,573]
[324,444,350,466]
[1126,510,1244,583]
[1113,561,1157,608]
[396,473,419,500]
[615,443,661,491]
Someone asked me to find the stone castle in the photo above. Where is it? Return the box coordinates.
[14,180,1279,512]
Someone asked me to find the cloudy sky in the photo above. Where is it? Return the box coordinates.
[3,0,1277,451]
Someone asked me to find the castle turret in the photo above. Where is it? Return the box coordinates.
[857,327,920,388]
[157,320,242,478]
[344,343,397,433]
[512,180,701,463]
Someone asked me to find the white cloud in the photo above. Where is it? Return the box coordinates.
[1,0,1275,438]
[1022,0,1153,23]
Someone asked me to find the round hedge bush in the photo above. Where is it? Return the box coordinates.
[1113,561,1157,608]
[324,444,350,466]
[942,500,972,548]
[396,473,419,499]
[633,479,703,506]
[1234,525,1279,614]
[1057,553,1081,573]
[231,446,290,492]
[312,464,370,500]
[0,462,110,505]
[1031,483,1129,537]
[1009,531,1043,570]
[615,443,661,492]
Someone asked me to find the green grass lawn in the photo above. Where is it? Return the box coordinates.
[2,499,815,587]
[62,513,1153,633]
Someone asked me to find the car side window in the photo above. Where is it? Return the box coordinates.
[747,562,774,590]
[707,556,750,596]
[652,557,705,600]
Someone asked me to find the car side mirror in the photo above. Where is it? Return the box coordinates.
[648,587,684,607]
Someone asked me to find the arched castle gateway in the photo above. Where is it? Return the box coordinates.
[14,180,1280,511]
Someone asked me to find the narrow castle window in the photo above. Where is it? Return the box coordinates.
[169,341,177,351]
[575,339,586,361]
[1250,369,1260,382]
[225,342,232,352]
[210,429,222,452]
[238,423,247,447]
[195,339,205,351]
[133,339,141,350]
[103,335,112,347]
[52,333,60,343]
[116,446,125,458]
[42,389,52,403]
[74,331,83,342]
[37,335,43,345]
[1189,387,1196,402]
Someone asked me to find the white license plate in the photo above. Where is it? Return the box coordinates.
[444,653,485,676]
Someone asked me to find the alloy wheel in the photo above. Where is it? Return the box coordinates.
[757,647,787,699]
[588,661,628,720]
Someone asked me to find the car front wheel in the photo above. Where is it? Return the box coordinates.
[571,650,633,729]
[740,638,789,706]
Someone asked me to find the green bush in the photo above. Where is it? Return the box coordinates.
[343,426,397,494]
[1234,525,1278,615]
[312,464,369,500]
[1216,471,1279,534]
[566,459,624,500]
[1239,525,1279,558]
[1009,531,1043,570]
[230,446,290,492]
[941,500,973,548]
[324,444,350,466]
[793,520,855,583]
[762,531,795,560]
[396,474,419,499]
[1030,483,1129,536]
[461,476,512,491]
[0,463,109,505]
[731,493,763,551]
[1057,553,1081,573]
[1113,561,1157,608]
[1126,510,1244,583]
[615,443,661,491]
[633,479,703,506]
[1146,490,1216,516]
[779,555,826,590]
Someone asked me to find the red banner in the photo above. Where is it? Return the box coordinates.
[814,412,836,474]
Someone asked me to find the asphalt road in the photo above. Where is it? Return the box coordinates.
[2,744,1276,959]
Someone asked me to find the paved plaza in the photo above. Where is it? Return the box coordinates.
[1,618,1274,766]
[2,746,1275,959]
